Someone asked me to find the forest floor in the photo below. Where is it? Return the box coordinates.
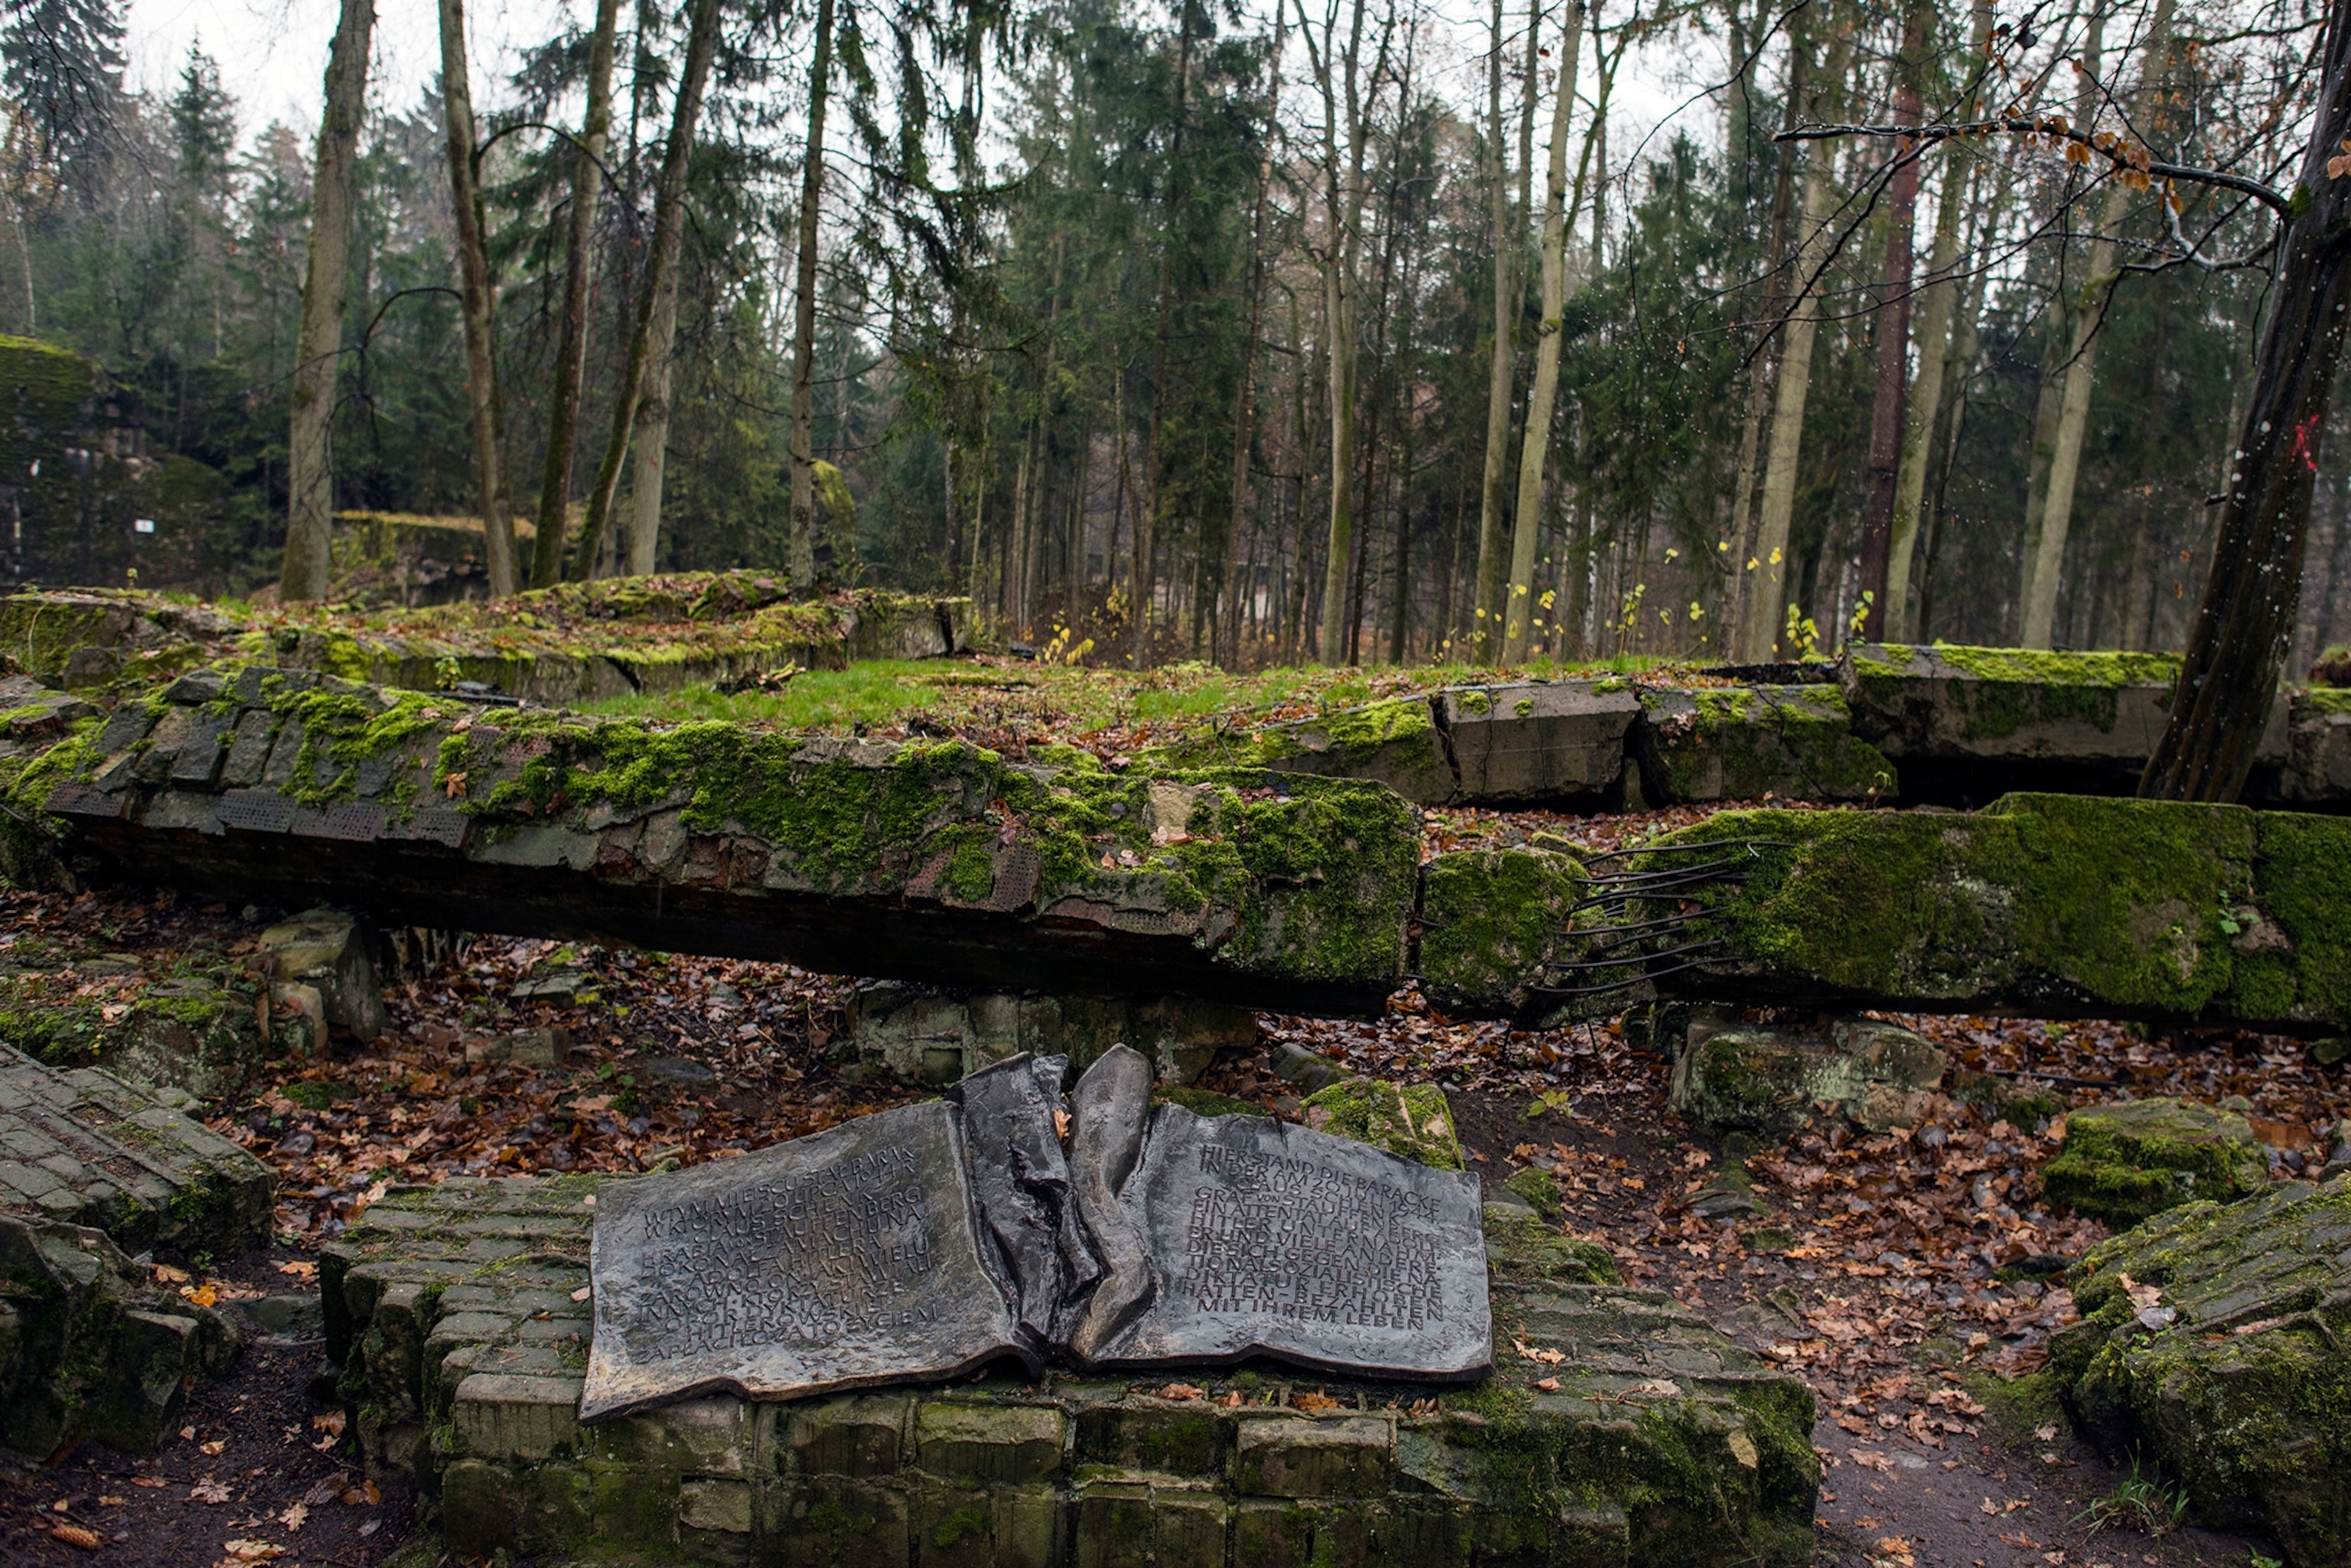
[0,810,2341,1566]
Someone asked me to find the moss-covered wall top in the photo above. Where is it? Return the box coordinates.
[28,664,1419,1006]
[1632,794,2351,1029]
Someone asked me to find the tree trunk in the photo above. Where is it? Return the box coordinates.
[1854,0,1926,639]
[1738,119,1841,654]
[2023,0,2174,647]
[438,0,518,597]
[625,251,679,575]
[2142,0,2351,800]
[1883,0,1992,640]
[1305,0,1388,664]
[1137,12,1195,668]
[1500,0,1586,663]
[1471,0,1539,660]
[571,0,722,581]
[1884,158,1968,640]
[279,0,374,602]
[530,0,621,588]
[1725,8,1807,641]
[1738,15,1849,660]
[787,0,836,590]
[1220,7,1286,667]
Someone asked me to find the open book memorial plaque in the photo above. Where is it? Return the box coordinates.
[582,1046,1491,1420]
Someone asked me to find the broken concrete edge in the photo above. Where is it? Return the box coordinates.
[322,1174,1818,1568]
[0,1213,246,1459]
[15,673,1420,1014]
[2046,1172,2351,1564]
[0,580,973,704]
[1139,647,2351,810]
[1601,793,2351,1035]
[843,982,1256,1088]
[2039,1098,2271,1227]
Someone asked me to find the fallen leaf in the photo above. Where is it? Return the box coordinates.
[1512,1338,1567,1365]
[190,1478,233,1504]
[1291,1390,1342,1413]
[131,1476,168,1489]
[1848,1449,1893,1472]
[301,1479,340,1508]
[570,1286,592,1302]
[275,1261,317,1281]
[154,1263,191,1284]
[180,1283,220,1309]
[277,1502,308,1532]
[1534,1377,1560,1391]
[220,1540,285,1562]
[311,1410,346,1439]
[97,1496,123,1507]
[201,1439,226,1456]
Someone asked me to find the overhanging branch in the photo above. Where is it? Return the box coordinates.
[1778,118,2292,217]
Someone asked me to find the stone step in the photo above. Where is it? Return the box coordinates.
[0,1043,272,1254]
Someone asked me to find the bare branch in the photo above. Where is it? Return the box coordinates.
[1777,117,2293,215]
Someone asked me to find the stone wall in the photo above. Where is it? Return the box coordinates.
[1143,645,2346,810]
[322,1171,1820,1566]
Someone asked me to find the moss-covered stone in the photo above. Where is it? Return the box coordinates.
[2039,1098,2270,1226]
[1839,642,2190,759]
[1414,848,1583,1017]
[2048,1173,2351,1564]
[1632,685,1895,804]
[1667,1015,1945,1137]
[1632,793,2351,1032]
[1299,1077,1464,1170]
[0,1213,244,1457]
[1141,696,1456,804]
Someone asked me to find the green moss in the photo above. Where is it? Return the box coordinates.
[1848,644,2180,745]
[1643,794,2277,1019]
[1965,1369,2069,1449]
[1152,1086,1260,1118]
[1416,848,1583,1013]
[1300,1077,1464,1169]
[2049,1177,2351,1563]
[1498,1167,1564,1221]
[2039,1098,2268,1225]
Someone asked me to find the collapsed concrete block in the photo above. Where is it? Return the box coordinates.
[1141,696,1457,805]
[845,983,1254,1086]
[256,906,387,1042]
[2040,1098,2271,1227]
[1668,1015,1947,1137]
[1440,681,1639,801]
[1837,643,2288,778]
[2050,1173,2351,1566]
[2278,687,2351,804]
[0,1215,243,1456]
[1632,685,1894,804]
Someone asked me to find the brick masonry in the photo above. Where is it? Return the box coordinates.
[324,1175,1821,1566]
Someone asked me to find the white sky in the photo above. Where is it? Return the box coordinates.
[122,0,578,135]
[119,0,1709,181]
